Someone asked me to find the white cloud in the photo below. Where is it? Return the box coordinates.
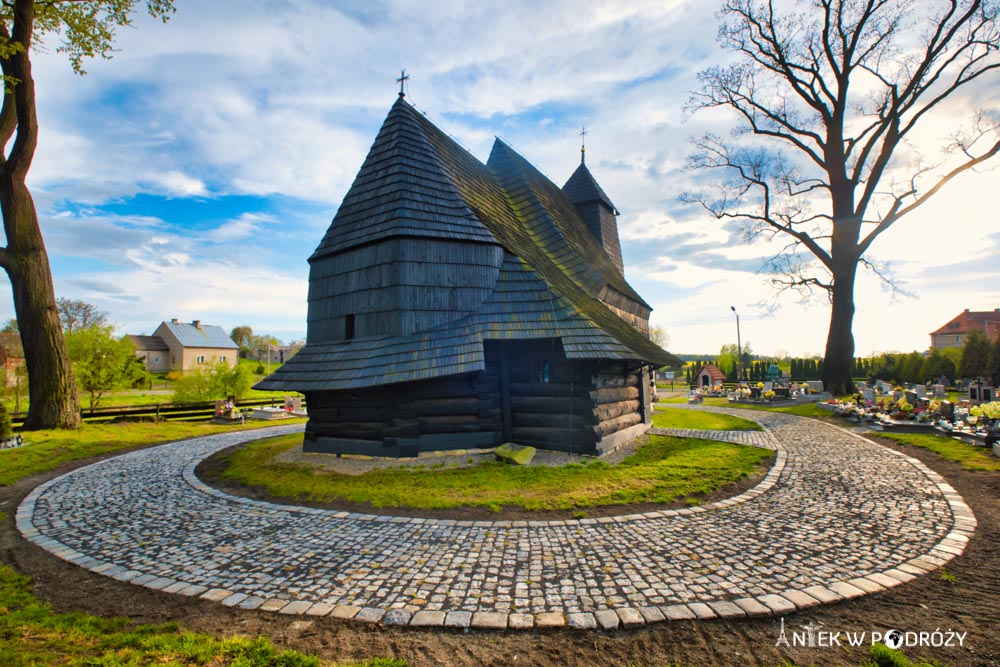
[151,171,209,198]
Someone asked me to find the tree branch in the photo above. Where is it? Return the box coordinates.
[0,18,18,161]
[0,245,13,273]
[858,136,1000,255]
[4,0,35,177]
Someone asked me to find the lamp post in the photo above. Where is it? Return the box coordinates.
[731,306,742,383]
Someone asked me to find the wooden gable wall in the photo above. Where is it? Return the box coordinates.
[307,238,503,342]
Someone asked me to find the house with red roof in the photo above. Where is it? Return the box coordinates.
[693,362,727,388]
[929,308,1000,350]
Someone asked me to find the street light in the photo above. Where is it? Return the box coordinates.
[731,306,742,383]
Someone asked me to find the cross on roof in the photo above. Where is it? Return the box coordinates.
[396,69,409,98]
[580,126,587,164]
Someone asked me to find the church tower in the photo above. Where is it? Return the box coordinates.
[562,143,624,276]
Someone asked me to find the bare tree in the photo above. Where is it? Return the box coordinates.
[57,298,108,334]
[229,325,253,356]
[685,0,1000,394]
[0,1,174,428]
[649,325,670,349]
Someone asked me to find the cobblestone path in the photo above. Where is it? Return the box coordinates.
[17,409,975,630]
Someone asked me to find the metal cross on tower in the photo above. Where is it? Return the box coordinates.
[396,69,409,98]
[580,126,587,163]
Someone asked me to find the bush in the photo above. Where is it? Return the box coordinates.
[0,403,11,440]
[172,361,256,403]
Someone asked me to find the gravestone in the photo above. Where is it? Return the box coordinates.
[807,380,825,393]
[984,386,996,402]
[763,381,773,392]
[936,400,954,419]
[893,390,906,403]
[913,384,927,399]
[863,388,876,403]
[856,381,868,392]
[876,380,893,394]
[905,390,919,406]
[932,384,946,398]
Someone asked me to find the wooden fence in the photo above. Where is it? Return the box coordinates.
[10,397,304,429]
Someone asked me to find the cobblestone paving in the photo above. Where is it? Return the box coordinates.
[17,409,975,630]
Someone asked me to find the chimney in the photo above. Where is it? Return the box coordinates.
[192,320,201,329]
[171,318,179,324]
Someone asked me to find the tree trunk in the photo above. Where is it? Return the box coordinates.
[821,257,857,396]
[0,1,80,429]
[0,175,80,429]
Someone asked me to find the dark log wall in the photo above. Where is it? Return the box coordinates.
[591,364,646,443]
[304,371,502,456]
[304,339,652,457]
[307,238,503,343]
[484,339,597,454]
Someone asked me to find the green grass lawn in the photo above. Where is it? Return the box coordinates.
[0,557,408,666]
[0,419,306,487]
[657,395,833,419]
[652,407,761,430]
[216,433,774,512]
[0,560,323,666]
[875,432,1000,471]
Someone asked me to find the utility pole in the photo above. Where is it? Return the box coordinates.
[731,306,742,383]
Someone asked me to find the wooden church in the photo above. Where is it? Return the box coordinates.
[257,94,679,457]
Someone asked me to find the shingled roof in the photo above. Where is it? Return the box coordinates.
[258,98,677,392]
[563,160,618,213]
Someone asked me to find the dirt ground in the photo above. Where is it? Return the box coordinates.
[1,435,997,667]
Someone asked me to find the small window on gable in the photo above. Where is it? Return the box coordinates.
[345,314,356,340]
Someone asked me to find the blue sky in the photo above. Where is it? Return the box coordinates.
[11,0,1000,356]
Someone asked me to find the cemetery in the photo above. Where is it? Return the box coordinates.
[688,363,829,406]
[823,378,1000,450]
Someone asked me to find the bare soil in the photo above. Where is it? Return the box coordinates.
[1,434,997,667]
